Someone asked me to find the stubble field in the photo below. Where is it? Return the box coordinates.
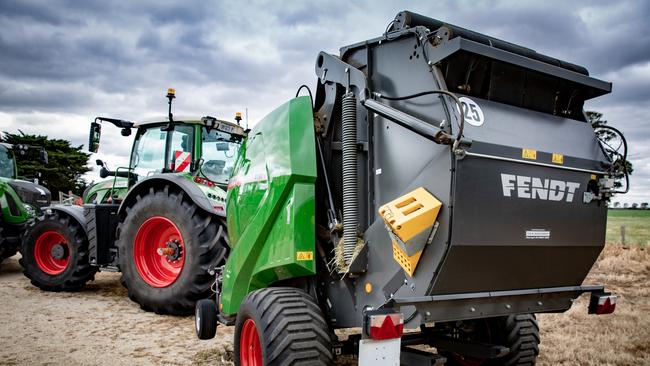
[0,212,648,365]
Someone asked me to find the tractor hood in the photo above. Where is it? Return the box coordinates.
[8,179,51,209]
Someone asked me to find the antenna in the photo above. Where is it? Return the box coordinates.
[245,108,249,130]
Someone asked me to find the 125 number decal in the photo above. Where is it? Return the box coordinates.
[456,97,485,127]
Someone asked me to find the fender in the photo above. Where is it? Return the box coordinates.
[47,204,87,231]
[117,175,222,218]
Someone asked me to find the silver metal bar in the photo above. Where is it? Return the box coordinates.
[462,151,607,175]
[364,99,443,141]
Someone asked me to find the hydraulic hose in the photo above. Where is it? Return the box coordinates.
[341,92,358,266]
[594,124,629,194]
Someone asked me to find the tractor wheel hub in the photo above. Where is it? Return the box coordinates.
[160,240,182,262]
[50,243,69,260]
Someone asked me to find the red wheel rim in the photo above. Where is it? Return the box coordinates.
[34,231,70,275]
[133,216,185,287]
[240,319,263,366]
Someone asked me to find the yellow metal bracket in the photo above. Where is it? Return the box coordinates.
[379,187,441,276]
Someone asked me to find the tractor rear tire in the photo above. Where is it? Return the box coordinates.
[234,287,333,366]
[116,186,226,315]
[20,212,97,291]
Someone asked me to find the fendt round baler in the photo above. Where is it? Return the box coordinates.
[21,90,246,315]
[196,11,629,366]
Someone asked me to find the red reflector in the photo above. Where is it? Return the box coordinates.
[589,293,617,315]
[368,313,404,340]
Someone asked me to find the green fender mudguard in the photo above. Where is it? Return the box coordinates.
[221,96,317,315]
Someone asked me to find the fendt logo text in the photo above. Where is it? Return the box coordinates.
[501,174,580,202]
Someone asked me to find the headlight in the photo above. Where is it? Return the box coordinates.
[23,204,36,217]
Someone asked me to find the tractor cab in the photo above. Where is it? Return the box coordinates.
[0,143,17,180]
[128,116,244,189]
[88,89,247,200]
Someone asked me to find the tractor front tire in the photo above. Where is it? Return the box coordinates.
[20,212,97,291]
[116,186,226,315]
[234,287,333,366]
[0,226,18,263]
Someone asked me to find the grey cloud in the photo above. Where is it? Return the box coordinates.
[0,0,648,203]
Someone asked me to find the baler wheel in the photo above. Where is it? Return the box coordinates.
[444,314,540,366]
[116,186,227,315]
[20,211,97,291]
[234,287,333,366]
[487,314,540,366]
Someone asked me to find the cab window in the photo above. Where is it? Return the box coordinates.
[201,127,239,184]
[169,124,194,173]
[131,128,167,178]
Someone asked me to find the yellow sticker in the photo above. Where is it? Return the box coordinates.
[591,174,597,180]
[296,251,313,261]
[522,149,537,160]
[552,153,564,164]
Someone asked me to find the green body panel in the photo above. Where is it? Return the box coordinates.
[0,177,30,225]
[177,171,228,213]
[221,96,317,315]
[83,178,129,203]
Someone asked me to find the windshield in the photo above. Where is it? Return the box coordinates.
[0,145,16,179]
[200,127,240,184]
[131,124,195,179]
[131,127,167,178]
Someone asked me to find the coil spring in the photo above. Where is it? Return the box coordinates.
[342,92,357,265]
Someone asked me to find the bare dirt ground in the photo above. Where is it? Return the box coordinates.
[0,244,648,365]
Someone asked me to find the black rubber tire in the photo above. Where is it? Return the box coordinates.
[20,211,97,291]
[487,314,540,366]
[195,299,218,340]
[0,226,18,263]
[442,314,539,366]
[234,287,333,366]
[116,186,226,315]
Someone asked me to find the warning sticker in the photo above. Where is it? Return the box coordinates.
[296,251,314,261]
[522,149,537,160]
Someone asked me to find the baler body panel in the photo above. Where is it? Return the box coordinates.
[221,96,317,315]
[312,20,614,328]
[431,98,609,294]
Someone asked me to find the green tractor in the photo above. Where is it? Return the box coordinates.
[0,143,51,264]
[21,89,246,314]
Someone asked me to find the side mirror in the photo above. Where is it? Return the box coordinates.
[89,122,102,153]
[40,149,48,164]
[216,142,230,151]
[95,159,104,166]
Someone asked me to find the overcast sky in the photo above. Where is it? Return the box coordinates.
[0,0,648,204]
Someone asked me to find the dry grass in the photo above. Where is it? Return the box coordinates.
[537,244,650,365]
[606,210,650,247]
